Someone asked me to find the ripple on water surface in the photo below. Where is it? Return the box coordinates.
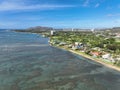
[0,31,120,90]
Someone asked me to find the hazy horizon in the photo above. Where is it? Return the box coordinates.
[0,0,120,29]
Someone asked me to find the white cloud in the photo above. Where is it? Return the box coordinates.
[83,0,100,8]
[107,13,120,17]
[95,3,100,8]
[0,1,76,11]
[0,21,16,28]
[114,20,120,23]
[83,0,90,7]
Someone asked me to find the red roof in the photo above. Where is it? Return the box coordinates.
[90,51,101,56]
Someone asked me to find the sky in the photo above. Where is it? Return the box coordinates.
[0,0,120,29]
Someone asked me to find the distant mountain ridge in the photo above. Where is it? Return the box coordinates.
[27,26,53,31]
[13,26,53,33]
[13,26,120,33]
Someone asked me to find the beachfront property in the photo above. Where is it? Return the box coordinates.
[71,42,83,50]
[102,53,111,59]
[90,51,101,57]
[49,29,120,66]
[59,42,67,46]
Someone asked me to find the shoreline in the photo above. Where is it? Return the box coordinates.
[54,45,120,72]
[13,30,120,72]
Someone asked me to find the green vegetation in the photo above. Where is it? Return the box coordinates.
[50,31,120,67]
[51,31,120,54]
[14,26,120,67]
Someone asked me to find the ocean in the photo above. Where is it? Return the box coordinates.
[0,30,120,90]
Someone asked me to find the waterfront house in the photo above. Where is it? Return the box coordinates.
[59,42,67,46]
[102,53,111,59]
[68,44,72,48]
[72,45,80,50]
[90,51,101,57]
[71,42,83,50]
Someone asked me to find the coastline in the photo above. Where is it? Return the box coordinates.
[54,45,120,72]
[13,30,120,72]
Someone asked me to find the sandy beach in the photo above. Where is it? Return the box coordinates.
[56,46,120,72]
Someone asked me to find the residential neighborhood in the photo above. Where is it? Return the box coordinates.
[49,29,120,67]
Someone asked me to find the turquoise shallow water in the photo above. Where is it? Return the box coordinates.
[0,30,120,90]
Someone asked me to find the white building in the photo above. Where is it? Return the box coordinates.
[102,53,110,59]
[51,30,54,35]
[91,28,95,33]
